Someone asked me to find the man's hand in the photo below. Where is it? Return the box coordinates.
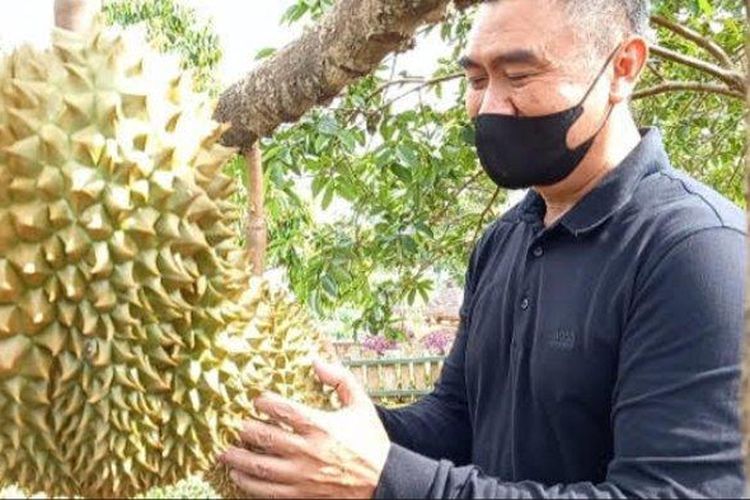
[219,359,390,498]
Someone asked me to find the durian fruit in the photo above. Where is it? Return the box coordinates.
[0,22,332,499]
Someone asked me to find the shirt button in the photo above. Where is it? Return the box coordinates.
[533,246,544,257]
[520,297,530,310]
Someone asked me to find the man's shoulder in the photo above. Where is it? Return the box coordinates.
[622,166,745,277]
[628,166,745,238]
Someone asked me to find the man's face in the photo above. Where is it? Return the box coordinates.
[462,0,613,146]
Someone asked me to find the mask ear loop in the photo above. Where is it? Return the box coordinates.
[570,44,622,149]
[577,44,622,107]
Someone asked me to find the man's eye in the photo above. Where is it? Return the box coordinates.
[507,74,530,82]
[508,72,542,83]
[469,77,488,89]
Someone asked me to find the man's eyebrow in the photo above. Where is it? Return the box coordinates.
[458,49,545,70]
[458,55,479,69]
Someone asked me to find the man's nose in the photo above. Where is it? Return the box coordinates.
[479,82,516,116]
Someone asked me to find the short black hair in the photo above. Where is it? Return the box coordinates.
[484,0,651,49]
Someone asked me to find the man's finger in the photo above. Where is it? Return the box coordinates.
[219,446,298,484]
[254,392,321,435]
[313,358,363,406]
[228,469,298,499]
[238,419,307,456]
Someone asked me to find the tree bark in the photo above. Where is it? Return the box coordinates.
[54,0,101,32]
[245,143,266,276]
[213,0,482,150]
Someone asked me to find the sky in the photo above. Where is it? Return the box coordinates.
[0,0,450,88]
[0,0,301,78]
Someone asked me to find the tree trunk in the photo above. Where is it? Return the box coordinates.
[213,0,481,150]
[245,143,266,275]
[54,0,101,32]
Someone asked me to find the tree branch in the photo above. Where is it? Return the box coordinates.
[429,170,484,225]
[472,186,501,244]
[633,81,745,100]
[214,0,483,150]
[245,143,266,275]
[650,44,746,92]
[646,62,667,82]
[650,14,734,69]
[366,76,435,102]
[378,72,463,110]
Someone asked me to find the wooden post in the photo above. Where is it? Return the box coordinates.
[245,142,266,275]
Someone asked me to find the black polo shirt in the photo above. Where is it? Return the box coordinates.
[375,128,745,498]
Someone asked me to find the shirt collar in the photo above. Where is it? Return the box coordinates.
[518,128,670,236]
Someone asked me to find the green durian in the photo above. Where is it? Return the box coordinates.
[0,21,332,499]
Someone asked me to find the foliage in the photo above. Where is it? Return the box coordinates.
[136,476,218,499]
[636,0,746,204]
[102,0,222,92]
[254,4,495,339]
[0,476,218,499]
[254,0,745,340]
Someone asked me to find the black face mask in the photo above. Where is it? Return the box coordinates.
[473,47,620,190]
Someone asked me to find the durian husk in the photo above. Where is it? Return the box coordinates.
[0,21,333,499]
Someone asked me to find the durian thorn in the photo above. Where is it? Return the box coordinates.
[8,80,40,108]
[62,63,93,90]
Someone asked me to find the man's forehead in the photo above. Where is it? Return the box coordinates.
[462,0,572,67]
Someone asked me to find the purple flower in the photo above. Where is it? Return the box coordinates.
[421,329,455,355]
[361,335,398,356]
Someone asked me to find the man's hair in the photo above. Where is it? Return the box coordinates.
[484,0,651,60]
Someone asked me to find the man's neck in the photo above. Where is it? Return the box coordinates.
[535,113,642,227]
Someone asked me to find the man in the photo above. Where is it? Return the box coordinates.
[219,0,746,497]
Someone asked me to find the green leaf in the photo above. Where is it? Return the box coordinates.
[695,0,713,15]
[460,125,476,145]
[414,221,434,238]
[375,148,392,168]
[254,47,277,60]
[340,130,357,152]
[314,135,330,153]
[401,235,418,254]
[390,164,412,182]
[282,3,308,24]
[311,175,326,198]
[418,286,430,304]
[321,274,338,297]
[337,179,357,201]
[318,115,339,136]
[321,184,335,210]
[396,144,419,168]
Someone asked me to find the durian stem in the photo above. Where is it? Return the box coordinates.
[54,0,101,32]
[245,143,266,276]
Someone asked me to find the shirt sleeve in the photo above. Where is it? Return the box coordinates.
[374,319,472,465]
[374,226,746,499]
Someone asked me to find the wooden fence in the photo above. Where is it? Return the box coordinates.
[344,356,445,402]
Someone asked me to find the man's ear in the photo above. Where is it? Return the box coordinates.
[610,36,649,104]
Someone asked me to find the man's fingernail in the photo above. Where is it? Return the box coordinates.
[230,470,239,482]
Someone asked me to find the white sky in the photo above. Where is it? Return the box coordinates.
[0,0,450,88]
